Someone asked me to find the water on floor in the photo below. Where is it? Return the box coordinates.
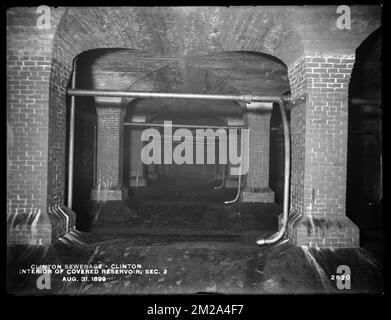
[7,178,384,295]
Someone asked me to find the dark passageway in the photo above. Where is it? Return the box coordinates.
[69,48,288,237]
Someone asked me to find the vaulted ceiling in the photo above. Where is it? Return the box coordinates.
[76,48,290,117]
[67,6,380,120]
[77,49,289,94]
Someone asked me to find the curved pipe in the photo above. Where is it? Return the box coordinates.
[214,164,226,190]
[257,99,291,246]
[224,173,246,205]
[225,127,245,205]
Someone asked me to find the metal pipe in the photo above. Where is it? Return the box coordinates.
[257,99,291,246]
[225,128,245,205]
[93,124,97,188]
[67,58,77,209]
[214,164,226,190]
[224,174,245,205]
[124,122,244,130]
[208,142,219,182]
[68,89,290,104]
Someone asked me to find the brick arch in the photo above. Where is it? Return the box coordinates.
[48,6,300,227]
[52,7,304,67]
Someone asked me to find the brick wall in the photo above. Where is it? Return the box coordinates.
[7,50,50,220]
[246,112,271,190]
[242,111,274,202]
[286,53,359,248]
[6,49,77,244]
[48,59,71,207]
[6,7,76,245]
[96,107,126,187]
[7,48,50,244]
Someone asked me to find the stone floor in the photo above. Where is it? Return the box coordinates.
[7,197,383,295]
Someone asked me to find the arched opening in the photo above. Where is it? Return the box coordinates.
[347,27,382,256]
[64,47,289,236]
[125,104,237,203]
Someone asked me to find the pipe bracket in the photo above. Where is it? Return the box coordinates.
[286,93,307,110]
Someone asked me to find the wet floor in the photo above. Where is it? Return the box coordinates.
[7,197,383,295]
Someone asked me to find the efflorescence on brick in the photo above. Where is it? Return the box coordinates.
[242,111,275,203]
[96,106,126,188]
[286,53,359,248]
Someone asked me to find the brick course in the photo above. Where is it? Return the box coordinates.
[287,53,359,248]
[91,104,128,201]
[242,111,275,202]
[7,7,75,245]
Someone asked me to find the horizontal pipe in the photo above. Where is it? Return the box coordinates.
[124,122,244,130]
[67,89,290,104]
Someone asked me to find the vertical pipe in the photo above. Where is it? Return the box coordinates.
[93,124,97,188]
[225,128,245,205]
[214,163,226,190]
[224,170,243,205]
[257,99,291,246]
[208,144,218,182]
[67,58,77,209]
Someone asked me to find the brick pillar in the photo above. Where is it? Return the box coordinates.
[242,106,274,202]
[286,54,359,248]
[91,97,128,201]
[7,17,76,245]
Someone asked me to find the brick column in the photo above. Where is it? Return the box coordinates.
[91,97,128,201]
[286,53,359,248]
[242,107,274,202]
[7,13,76,245]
